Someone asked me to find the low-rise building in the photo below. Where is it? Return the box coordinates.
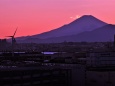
[87,51,115,67]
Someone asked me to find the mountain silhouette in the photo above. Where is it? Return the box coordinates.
[41,24,115,43]
[32,15,107,39]
[16,15,110,43]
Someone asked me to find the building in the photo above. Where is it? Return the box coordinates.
[87,51,115,67]
[0,66,71,86]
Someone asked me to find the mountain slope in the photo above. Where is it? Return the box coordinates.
[16,15,109,43]
[32,15,107,39]
[16,15,107,41]
[38,24,115,43]
[19,24,115,43]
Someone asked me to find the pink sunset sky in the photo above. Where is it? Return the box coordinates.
[0,0,115,38]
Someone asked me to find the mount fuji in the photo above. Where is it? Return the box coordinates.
[16,15,112,43]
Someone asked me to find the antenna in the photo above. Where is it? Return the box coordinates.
[6,27,18,56]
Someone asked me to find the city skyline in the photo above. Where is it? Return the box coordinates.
[0,0,115,38]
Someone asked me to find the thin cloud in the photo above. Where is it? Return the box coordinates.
[70,15,81,19]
